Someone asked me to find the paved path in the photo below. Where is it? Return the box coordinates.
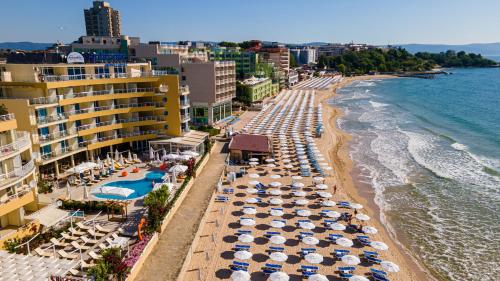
[135,141,228,281]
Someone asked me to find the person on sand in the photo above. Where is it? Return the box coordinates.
[354,209,358,215]
[333,185,337,194]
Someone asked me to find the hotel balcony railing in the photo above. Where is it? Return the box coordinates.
[36,114,68,125]
[28,88,158,105]
[67,102,155,116]
[0,113,15,122]
[181,114,190,123]
[0,186,34,205]
[0,160,35,183]
[40,146,80,162]
[33,129,77,145]
[180,99,190,107]
[41,71,175,83]
[0,132,31,158]
[180,85,190,95]
[79,130,159,146]
[76,116,159,131]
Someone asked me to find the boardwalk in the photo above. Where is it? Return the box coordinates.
[135,141,228,281]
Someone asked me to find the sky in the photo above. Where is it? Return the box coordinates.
[1,0,500,45]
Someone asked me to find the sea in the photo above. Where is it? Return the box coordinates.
[331,68,500,281]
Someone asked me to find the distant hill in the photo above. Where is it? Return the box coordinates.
[396,43,500,56]
[0,42,53,51]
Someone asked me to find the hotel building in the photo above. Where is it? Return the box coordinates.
[84,1,121,37]
[0,113,38,243]
[0,62,189,177]
[237,77,279,103]
[208,48,259,79]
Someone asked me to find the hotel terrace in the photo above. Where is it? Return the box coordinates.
[0,113,38,245]
[0,62,190,178]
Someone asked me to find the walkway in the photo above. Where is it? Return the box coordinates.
[135,141,228,281]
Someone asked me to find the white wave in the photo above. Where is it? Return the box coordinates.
[355,81,376,87]
[369,101,389,109]
[451,142,468,151]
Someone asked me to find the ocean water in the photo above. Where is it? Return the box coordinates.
[331,68,500,281]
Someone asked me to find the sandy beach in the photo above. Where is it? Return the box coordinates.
[317,75,435,281]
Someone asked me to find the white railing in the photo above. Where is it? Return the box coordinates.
[40,146,80,161]
[79,130,159,146]
[181,115,190,123]
[65,87,157,100]
[41,71,175,82]
[77,116,158,131]
[0,160,35,182]
[0,186,34,205]
[33,129,77,144]
[67,102,155,116]
[0,113,15,122]
[36,114,67,125]
[0,132,31,157]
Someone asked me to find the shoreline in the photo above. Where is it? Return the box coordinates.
[316,75,436,281]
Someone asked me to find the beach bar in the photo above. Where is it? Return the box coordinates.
[228,133,271,162]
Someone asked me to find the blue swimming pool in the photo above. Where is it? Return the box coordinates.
[93,170,165,200]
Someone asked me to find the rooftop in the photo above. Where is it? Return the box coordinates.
[228,134,270,153]
[242,76,270,86]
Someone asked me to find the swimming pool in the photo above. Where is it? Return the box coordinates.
[93,170,165,200]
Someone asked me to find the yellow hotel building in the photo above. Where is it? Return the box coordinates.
[0,62,190,177]
[0,113,38,242]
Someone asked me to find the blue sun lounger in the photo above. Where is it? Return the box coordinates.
[230,261,249,271]
[262,263,282,274]
[215,196,229,202]
[300,248,316,257]
[373,274,390,281]
[339,201,350,208]
[323,219,337,226]
[223,188,234,194]
[268,246,285,252]
[265,231,281,238]
[256,183,266,189]
[300,265,319,276]
[234,244,250,251]
[357,235,371,246]
[298,232,314,239]
[334,249,350,259]
[371,268,387,277]
[338,266,356,279]
[327,233,344,242]
[237,230,252,235]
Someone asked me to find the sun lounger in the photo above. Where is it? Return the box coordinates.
[71,241,90,250]
[61,232,79,241]
[215,196,230,202]
[299,232,313,238]
[265,231,280,238]
[297,219,310,223]
[334,249,350,259]
[89,251,102,260]
[50,238,68,247]
[98,243,109,251]
[81,260,94,269]
[357,235,371,246]
[300,248,316,257]
[264,263,282,270]
[366,255,382,264]
[111,233,121,240]
[256,183,266,189]
[76,222,91,231]
[105,238,115,245]
[338,267,356,279]
[300,265,319,273]
[364,250,379,257]
[268,246,284,252]
[327,234,343,242]
[237,230,252,235]
[257,190,266,195]
[58,250,79,260]
[223,188,234,194]
[81,236,98,245]
[323,219,337,226]
[96,224,112,233]
[69,227,85,236]
[230,261,249,271]
[87,229,105,237]
[35,247,53,257]
[371,268,387,277]
[234,244,250,251]
[339,201,350,208]
[373,275,390,281]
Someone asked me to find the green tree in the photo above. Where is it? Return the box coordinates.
[0,104,8,115]
[143,185,171,231]
[218,41,238,48]
[290,53,299,68]
[337,64,346,74]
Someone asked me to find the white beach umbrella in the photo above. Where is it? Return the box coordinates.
[238,234,254,243]
[249,161,259,166]
[65,182,71,199]
[295,199,309,206]
[149,147,155,160]
[316,184,328,190]
[269,189,283,196]
[248,180,260,186]
[231,270,250,281]
[342,255,361,265]
[269,272,289,281]
[305,253,323,264]
[292,182,305,188]
[269,252,288,263]
[293,191,307,197]
[284,164,294,169]
[119,154,125,167]
[249,158,259,162]
[350,203,364,210]
[270,235,286,245]
[249,173,260,179]
[356,214,370,221]
[282,159,291,163]
[270,174,281,179]
[381,261,400,272]
[291,175,303,181]
[267,163,276,168]
[371,241,389,251]
[269,198,283,205]
[362,226,378,234]
[245,197,259,204]
[299,222,316,230]
[83,184,89,200]
[240,218,255,226]
[302,236,319,245]
[246,188,258,194]
[243,208,257,215]
[270,209,284,216]
[308,274,328,281]
[297,210,312,217]
[169,165,187,173]
[321,200,336,207]
[313,177,324,183]
[114,149,120,161]
[330,223,347,231]
[270,220,285,228]
[265,158,275,163]
[234,250,253,260]
[269,181,282,188]
[318,192,333,198]
[324,210,341,218]
[349,276,370,281]
[165,154,179,161]
[336,237,354,247]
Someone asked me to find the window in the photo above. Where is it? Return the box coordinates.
[67,67,85,80]
[182,76,186,81]
[95,66,110,78]
[114,66,126,75]
[163,111,168,116]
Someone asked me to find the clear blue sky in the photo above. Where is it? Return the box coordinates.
[2,0,500,44]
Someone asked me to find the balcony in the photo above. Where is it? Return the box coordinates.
[64,87,157,100]
[33,129,77,145]
[40,71,174,83]
[180,99,190,108]
[180,85,190,95]
[0,132,31,159]
[40,146,84,164]
[36,114,68,126]
[79,130,159,149]
[181,114,191,123]
[0,187,36,217]
[0,160,35,188]
[67,102,155,118]
[76,116,160,133]
[0,113,15,122]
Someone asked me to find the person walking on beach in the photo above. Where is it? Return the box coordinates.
[333,185,337,194]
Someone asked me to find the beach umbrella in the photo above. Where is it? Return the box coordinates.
[336,237,354,247]
[248,180,260,186]
[249,173,260,179]
[270,174,281,179]
[243,208,257,215]
[321,200,336,207]
[149,147,155,160]
[238,234,254,243]
[265,158,275,163]
[350,203,363,210]
[371,241,389,251]
[330,223,346,231]
[292,182,305,188]
[297,210,312,217]
[165,153,179,161]
[270,209,284,216]
[169,165,188,173]
[318,192,333,198]
[83,184,89,200]
[284,164,294,169]
[316,184,328,190]
[342,255,361,265]
[282,159,291,163]
[246,198,259,204]
[313,177,324,183]
[362,226,378,234]
[269,189,282,196]
[381,261,400,272]
[234,250,252,260]
[249,158,259,162]
[127,151,133,163]
[96,156,102,167]
[324,210,341,218]
[305,253,323,264]
[291,175,303,180]
[299,221,316,230]
[246,188,258,194]
[349,276,370,281]
[269,272,289,281]
[270,220,285,228]
[356,214,370,221]
[231,270,250,281]
[308,274,328,281]
[270,182,282,188]
[299,160,310,165]
[269,198,283,205]
[65,182,71,199]
[293,191,306,197]
[269,252,288,263]
[270,235,286,245]
[240,218,255,226]
[295,199,309,206]
[249,161,259,166]
[267,164,276,168]
[302,236,319,245]
[114,149,120,161]
[119,154,125,167]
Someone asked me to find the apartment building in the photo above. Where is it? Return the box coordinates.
[290,47,317,65]
[259,47,290,72]
[0,113,38,243]
[0,62,189,177]
[182,61,236,125]
[84,1,121,37]
[209,48,259,79]
[237,77,279,103]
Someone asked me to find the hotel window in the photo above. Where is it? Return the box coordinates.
[95,66,110,78]
[114,66,126,76]
[67,67,85,80]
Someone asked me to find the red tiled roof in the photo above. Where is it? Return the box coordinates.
[229,134,270,153]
